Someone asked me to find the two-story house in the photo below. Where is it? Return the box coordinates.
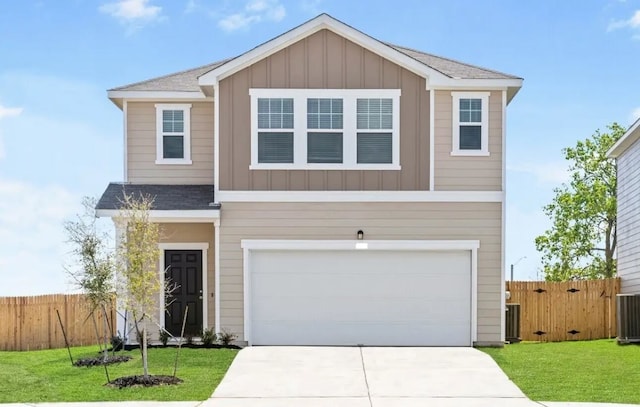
[96,14,522,347]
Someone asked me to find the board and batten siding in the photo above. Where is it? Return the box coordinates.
[433,90,503,191]
[127,101,214,184]
[616,138,640,294]
[218,201,503,344]
[218,29,430,191]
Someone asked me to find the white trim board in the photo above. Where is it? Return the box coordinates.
[607,117,640,158]
[241,238,479,346]
[96,209,220,222]
[218,190,503,202]
[158,242,209,332]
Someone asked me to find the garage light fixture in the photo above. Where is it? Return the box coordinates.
[357,230,364,240]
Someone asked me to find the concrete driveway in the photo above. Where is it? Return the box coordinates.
[206,347,539,407]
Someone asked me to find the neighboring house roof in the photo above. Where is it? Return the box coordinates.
[607,118,640,158]
[108,14,522,107]
[96,183,219,211]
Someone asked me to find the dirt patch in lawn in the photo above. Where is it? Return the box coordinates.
[73,355,132,367]
[108,375,183,388]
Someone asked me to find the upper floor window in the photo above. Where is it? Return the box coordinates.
[451,92,489,156]
[250,89,400,170]
[155,104,192,165]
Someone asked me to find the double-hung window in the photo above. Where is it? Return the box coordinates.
[451,92,489,156]
[250,89,400,170]
[257,98,294,163]
[155,104,192,164]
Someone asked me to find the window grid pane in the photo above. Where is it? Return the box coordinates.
[357,98,392,130]
[307,98,343,129]
[162,110,184,133]
[258,98,294,129]
[459,98,482,123]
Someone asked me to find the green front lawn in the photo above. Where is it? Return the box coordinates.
[0,346,238,403]
[482,339,640,404]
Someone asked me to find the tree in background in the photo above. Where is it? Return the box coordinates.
[115,193,161,377]
[535,123,624,281]
[65,197,115,363]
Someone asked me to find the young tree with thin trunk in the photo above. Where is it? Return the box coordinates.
[535,123,623,281]
[65,197,115,363]
[115,193,162,377]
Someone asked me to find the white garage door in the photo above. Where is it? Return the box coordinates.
[249,249,472,346]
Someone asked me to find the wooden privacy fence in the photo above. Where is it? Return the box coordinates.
[507,278,620,342]
[0,294,115,351]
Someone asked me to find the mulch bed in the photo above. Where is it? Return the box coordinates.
[73,355,132,367]
[108,375,183,388]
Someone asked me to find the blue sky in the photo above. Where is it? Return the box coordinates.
[0,0,639,295]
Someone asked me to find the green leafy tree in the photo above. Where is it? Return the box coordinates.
[65,197,115,363]
[115,193,162,377]
[535,123,624,281]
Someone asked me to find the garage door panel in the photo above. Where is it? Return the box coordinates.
[252,321,471,346]
[250,249,472,346]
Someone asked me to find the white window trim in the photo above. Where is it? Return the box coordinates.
[451,92,490,157]
[249,88,401,170]
[155,103,193,165]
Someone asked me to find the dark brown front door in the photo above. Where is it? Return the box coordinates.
[165,250,203,336]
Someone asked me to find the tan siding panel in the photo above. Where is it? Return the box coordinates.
[127,102,214,184]
[218,29,430,191]
[219,201,502,344]
[433,90,503,191]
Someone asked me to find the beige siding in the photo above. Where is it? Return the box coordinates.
[159,223,215,330]
[219,29,431,191]
[434,90,503,191]
[127,102,214,184]
[218,202,502,344]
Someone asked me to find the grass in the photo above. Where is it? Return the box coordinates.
[0,345,238,403]
[481,339,640,404]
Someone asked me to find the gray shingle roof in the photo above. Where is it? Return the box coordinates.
[386,43,521,80]
[110,41,519,93]
[96,183,219,210]
[109,59,231,92]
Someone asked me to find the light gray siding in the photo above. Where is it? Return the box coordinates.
[617,137,640,293]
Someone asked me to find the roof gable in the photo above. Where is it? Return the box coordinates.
[607,118,640,158]
[198,13,452,87]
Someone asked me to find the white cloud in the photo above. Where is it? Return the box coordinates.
[0,104,23,160]
[99,0,163,27]
[0,105,23,119]
[507,161,570,185]
[218,0,286,32]
[630,106,640,123]
[0,178,82,296]
[607,9,640,38]
[300,0,323,14]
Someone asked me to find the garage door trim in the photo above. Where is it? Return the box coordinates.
[241,239,479,345]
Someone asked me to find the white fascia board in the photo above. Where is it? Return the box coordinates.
[430,80,523,103]
[108,91,211,108]
[217,190,503,203]
[241,239,480,251]
[96,209,220,221]
[607,117,640,158]
[198,14,447,86]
